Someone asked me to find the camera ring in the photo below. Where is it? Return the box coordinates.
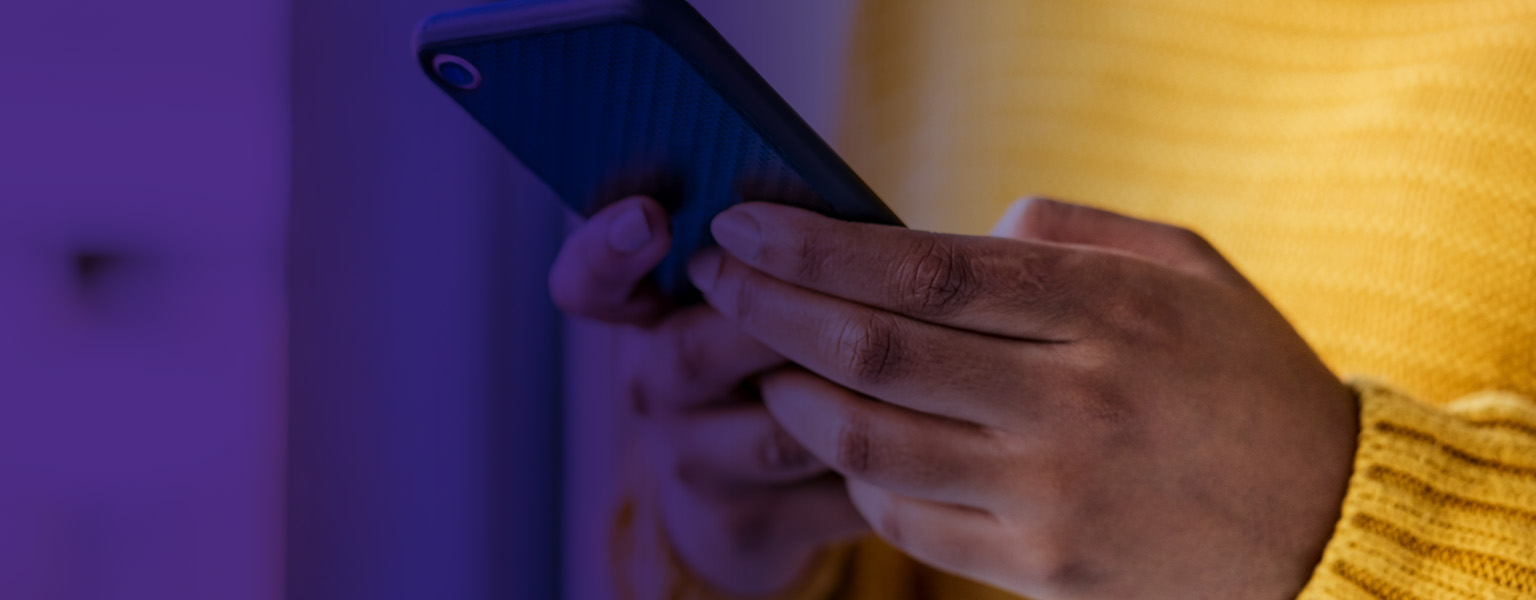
[432,54,482,90]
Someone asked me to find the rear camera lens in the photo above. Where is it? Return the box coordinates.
[432,54,482,90]
[439,62,473,86]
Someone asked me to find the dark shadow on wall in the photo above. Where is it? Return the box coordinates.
[285,0,566,598]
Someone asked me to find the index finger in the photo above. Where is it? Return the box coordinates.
[686,250,1051,425]
[705,203,1117,341]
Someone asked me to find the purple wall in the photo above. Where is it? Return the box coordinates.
[285,0,567,597]
[0,0,288,598]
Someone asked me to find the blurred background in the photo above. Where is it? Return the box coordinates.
[0,0,854,598]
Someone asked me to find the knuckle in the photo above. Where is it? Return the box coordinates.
[791,229,830,283]
[1098,275,1182,345]
[1023,534,1094,590]
[870,500,984,576]
[981,426,1035,468]
[892,235,977,316]
[1004,249,1073,318]
[1034,364,1141,449]
[1002,502,1097,588]
[1096,293,1147,335]
[831,312,905,386]
[923,525,986,576]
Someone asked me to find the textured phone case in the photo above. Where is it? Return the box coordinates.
[417,1,899,300]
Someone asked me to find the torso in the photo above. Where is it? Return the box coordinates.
[841,0,1536,403]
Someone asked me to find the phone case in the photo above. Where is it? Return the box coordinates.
[413,0,902,300]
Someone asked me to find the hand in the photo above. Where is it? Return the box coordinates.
[549,197,868,596]
[686,198,1360,600]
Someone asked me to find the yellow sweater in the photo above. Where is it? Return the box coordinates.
[622,0,1536,597]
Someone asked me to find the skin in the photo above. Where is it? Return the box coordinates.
[549,196,868,597]
[686,198,1360,600]
[552,195,1360,599]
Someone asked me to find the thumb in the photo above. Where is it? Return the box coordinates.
[992,197,1240,281]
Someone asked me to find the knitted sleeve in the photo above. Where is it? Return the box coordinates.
[1298,379,1536,599]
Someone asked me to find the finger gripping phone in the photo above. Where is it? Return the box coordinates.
[413,0,902,300]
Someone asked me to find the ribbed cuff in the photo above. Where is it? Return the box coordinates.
[1297,379,1536,599]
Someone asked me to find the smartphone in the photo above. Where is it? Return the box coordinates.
[413,0,902,300]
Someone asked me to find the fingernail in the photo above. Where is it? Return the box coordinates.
[711,210,762,261]
[607,204,652,254]
[688,250,723,293]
